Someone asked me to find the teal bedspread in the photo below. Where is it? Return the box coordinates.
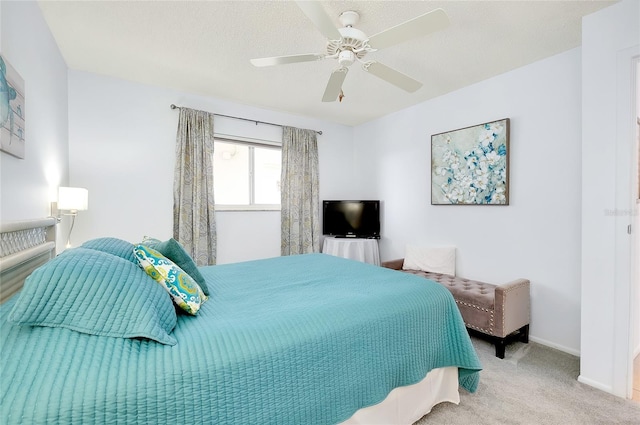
[0,253,480,424]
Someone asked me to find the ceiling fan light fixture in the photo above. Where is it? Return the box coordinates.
[338,50,355,67]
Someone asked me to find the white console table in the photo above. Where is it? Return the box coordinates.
[322,237,381,266]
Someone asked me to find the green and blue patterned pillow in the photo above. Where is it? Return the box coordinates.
[140,237,210,296]
[8,248,178,345]
[134,244,207,315]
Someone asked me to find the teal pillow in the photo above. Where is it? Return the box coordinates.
[134,244,207,315]
[8,248,177,345]
[141,237,210,296]
[81,237,136,263]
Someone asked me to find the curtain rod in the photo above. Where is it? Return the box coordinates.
[170,104,322,135]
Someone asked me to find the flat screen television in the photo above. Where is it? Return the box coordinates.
[322,200,380,238]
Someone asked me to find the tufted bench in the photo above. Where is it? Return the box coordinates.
[382,259,530,358]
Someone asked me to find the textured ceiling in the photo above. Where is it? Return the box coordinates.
[38,0,615,126]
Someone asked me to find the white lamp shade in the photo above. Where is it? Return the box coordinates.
[58,187,88,211]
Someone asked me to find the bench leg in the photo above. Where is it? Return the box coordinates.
[495,339,506,359]
[468,327,529,359]
[520,324,530,343]
[494,325,529,358]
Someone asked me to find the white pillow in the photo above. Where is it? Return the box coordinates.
[402,245,456,276]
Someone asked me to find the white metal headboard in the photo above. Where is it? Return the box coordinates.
[0,218,57,303]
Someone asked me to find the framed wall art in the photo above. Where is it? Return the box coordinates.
[0,54,25,159]
[431,118,509,205]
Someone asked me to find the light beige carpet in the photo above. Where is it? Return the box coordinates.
[418,336,640,424]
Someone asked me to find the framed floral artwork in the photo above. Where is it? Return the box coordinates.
[431,118,509,205]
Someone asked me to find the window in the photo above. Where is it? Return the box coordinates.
[213,138,281,210]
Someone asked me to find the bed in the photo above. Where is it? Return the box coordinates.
[0,219,481,425]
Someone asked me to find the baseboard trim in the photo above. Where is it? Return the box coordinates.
[577,375,614,395]
[529,336,580,357]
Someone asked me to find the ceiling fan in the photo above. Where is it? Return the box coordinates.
[250,1,449,102]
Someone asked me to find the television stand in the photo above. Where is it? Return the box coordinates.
[322,236,380,266]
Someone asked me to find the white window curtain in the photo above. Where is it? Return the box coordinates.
[173,107,216,265]
[281,126,320,255]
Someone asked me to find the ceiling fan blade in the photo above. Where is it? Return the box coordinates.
[295,1,342,40]
[322,68,349,102]
[250,53,325,67]
[363,62,422,93]
[367,8,449,50]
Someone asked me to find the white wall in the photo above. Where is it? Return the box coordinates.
[580,0,640,397]
[353,48,583,354]
[0,1,68,237]
[68,71,355,263]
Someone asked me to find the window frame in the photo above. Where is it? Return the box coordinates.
[213,134,282,212]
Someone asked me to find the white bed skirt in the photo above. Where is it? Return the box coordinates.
[342,366,460,425]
